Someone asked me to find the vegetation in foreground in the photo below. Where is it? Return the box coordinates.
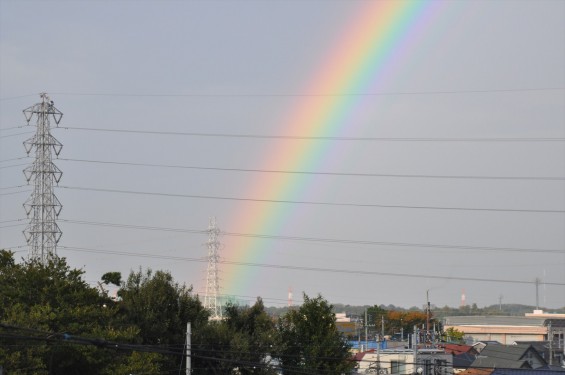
[0,250,355,374]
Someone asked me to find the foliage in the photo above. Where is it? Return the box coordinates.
[274,293,356,375]
[100,271,121,287]
[0,250,160,374]
[362,305,431,339]
[192,298,277,374]
[117,267,209,372]
[442,327,465,344]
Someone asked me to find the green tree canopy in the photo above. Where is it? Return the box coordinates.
[117,267,209,372]
[0,250,158,374]
[193,298,277,374]
[274,293,356,375]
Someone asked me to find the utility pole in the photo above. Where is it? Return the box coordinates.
[186,322,191,374]
[548,322,552,366]
[22,93,63,264]
[535,278,541,310]
[400,318,404,342]
[426,291,431,345]
[204,217,222,319]
[365,309,368,351]
[414,326,419,375]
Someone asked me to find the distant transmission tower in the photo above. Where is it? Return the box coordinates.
[204,217,222,319]
[22,93,63,264]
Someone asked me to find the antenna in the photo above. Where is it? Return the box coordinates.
[204,217,222,319]
[22,93,63,264]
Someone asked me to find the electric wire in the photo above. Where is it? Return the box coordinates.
[0,185,27,190]
[57,185,565,213]
[0,131,34,139]
[60,126,565,142]
[57,245,565,286]
[0,126,25,132]
[1,87,564,103]
[57,158,565,181]
[59,219,565,254]
[40,86,565,97]
[0,157,29,163]
[0,163,34,169]
[1,324,556,373]
[0,190,30,196]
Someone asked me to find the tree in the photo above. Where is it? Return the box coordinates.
[367,305,388,338]
[117,267,209,372]
[442,327,465,344]
[101,271,121,287]
[0,250,159,374]
[192,298,277,374]
[274,293,356,375]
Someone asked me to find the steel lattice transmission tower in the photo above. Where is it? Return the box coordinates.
[22,93,63,264]
[204,217,222,320]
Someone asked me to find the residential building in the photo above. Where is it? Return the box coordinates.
[470,344,547,370]
[354,348,453,375]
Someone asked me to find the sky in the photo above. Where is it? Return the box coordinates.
[0,0,564,310]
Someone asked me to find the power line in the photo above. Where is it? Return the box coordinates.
[57,158,565,181]
[0,190,30,196]
[0,223,26,229]
[59,219,565,254]
[0,94,38,101]
[57,245,565,286]
[0,163,36,170]
[60,126,565,142]
[58,185,565,213]
[0,219,26,224]
[0,126,25,132]
[0,131,34,139]
[0,185,27,190]
[0,156,29,163]
[40,87,565,97]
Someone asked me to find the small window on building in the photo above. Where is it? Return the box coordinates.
[391,360,406,374]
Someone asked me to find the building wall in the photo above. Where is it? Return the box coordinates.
[444,324,546,345]
[358,350,453,375]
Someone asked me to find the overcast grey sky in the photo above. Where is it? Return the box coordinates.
[1,0,564,310]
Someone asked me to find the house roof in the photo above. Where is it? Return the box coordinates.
[439,343,477,355]
[453,352,477,368]
[472,356,531,370]
[444,316,547,327]
[491,369,565,375]
[353,349,375,362]
[512,342,550,356]
[458,368,495,375]
[470,344,547,370]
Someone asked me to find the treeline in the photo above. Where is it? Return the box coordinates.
[433,303,565,319]
[0,250,355,374]
[267,301,565,324]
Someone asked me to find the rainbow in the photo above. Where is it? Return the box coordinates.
[223,1,442,299]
